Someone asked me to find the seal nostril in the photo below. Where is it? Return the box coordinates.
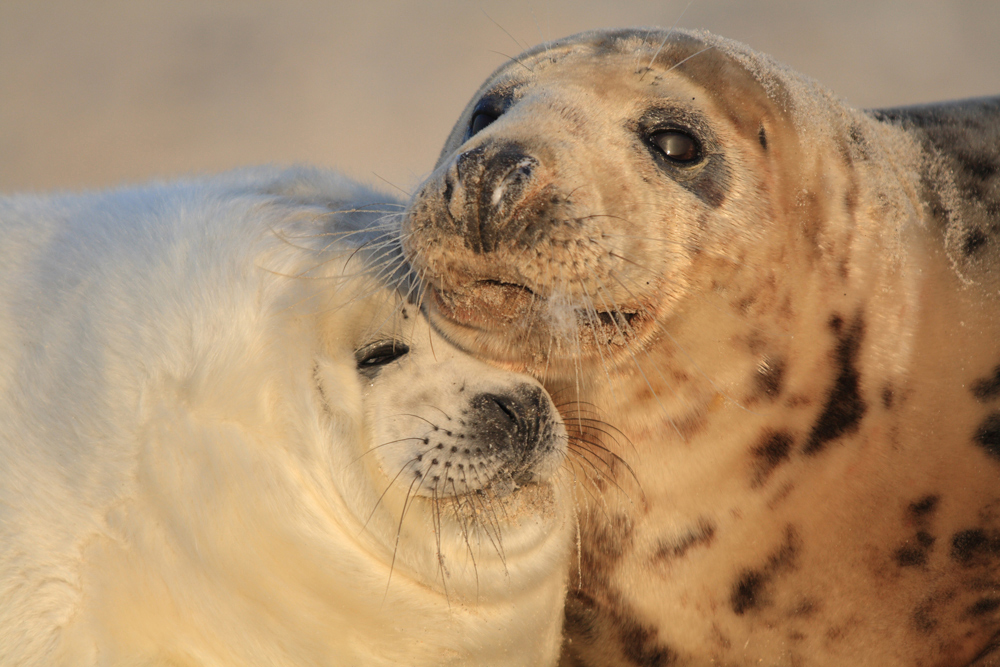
[492,395,518,425]
[455,145,487,185]
[471,392,523,441]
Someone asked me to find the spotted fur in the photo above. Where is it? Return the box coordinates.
[402,28,1000,667]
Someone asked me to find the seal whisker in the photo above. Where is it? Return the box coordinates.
[665,44,716,75]
[446,480,479,602]
[370,172,415,198]
[566,442,637,506]
[480,7,530,54]
[578,279,622,406]
[430,482,451,605]
[465,476,507,569]
[637,0,696,78]
[349,436,428,467]
[587,283,687,438]
[383,472,425,604]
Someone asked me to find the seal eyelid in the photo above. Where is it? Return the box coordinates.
[355,340,410,369]
[649,129,702,164]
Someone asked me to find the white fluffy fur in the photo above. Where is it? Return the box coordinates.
[0,167,571,666]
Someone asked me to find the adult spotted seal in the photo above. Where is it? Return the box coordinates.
[402,28,1000,666]
[0,166,571,666]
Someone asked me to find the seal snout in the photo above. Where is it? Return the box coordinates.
[468,385,562,485]
[446,140,542,254]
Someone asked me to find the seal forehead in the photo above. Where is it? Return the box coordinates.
[441,28,796,164]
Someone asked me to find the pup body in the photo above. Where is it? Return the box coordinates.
[0,167,570,666]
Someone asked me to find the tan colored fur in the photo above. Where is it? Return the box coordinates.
[403,29,1000,666]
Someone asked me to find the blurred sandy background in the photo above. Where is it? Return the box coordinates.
[2,0,998,194]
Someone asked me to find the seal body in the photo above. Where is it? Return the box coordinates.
[0,166,572,666]
[402,28,1000,666]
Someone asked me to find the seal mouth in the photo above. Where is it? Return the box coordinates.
[431,280,536,330]
[428,281,648,353]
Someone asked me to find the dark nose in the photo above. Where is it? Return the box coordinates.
[469,385,553,464]
[445,141,539,253]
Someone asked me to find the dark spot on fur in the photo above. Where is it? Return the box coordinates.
[974,413,1000,460]
[895,549,924,567]
[895,531,935,567]
[969,598,1000,616]
[732,571,765,616]
[565,585,678,667]
[563,589,600,643]
[909,495,939,520]
[589,512,635,566]
[758,125,768,150]
[804,314,867,455]
[652,520,716,561]
[951,529,1000,565]
[882,385,894,409]
[754,358,785,400]
[913,609,936,634]
[619,616,677,667]
[973,367,1000,402]
[791,598,820,618]
[750,430,794,487]
[731,526,800,615]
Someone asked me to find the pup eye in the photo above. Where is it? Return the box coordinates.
[470,112,498,136]
[650,130,701,163]
[356,341,409,369]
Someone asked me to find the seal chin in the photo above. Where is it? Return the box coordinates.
[426,280,655,377]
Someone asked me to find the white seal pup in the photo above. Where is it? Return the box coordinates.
[0,166,572,666]
[402,28,1000,667]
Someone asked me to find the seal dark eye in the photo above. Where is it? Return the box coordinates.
[470,112,498,136]
[356,341,409,372]
[651,130,701,163]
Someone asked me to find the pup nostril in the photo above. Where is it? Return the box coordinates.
[491,395,519,425]
[469,388,549,453]
[470,392,523,444]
